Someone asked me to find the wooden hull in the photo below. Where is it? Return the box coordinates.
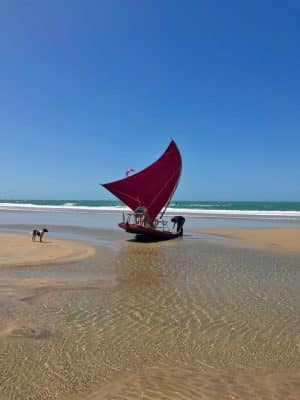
[119,222,181,241]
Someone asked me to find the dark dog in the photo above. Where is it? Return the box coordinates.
[32,228,48,242]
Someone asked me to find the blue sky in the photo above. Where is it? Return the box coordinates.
[0,0,299,201]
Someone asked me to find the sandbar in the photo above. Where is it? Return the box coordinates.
[0,233,96,268]
[195,227,300,252]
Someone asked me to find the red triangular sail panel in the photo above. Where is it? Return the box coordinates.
[102,140,182,221]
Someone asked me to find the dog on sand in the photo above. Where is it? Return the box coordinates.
[32,228,48,242]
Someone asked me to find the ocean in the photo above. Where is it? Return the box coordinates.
[0,199,300,218]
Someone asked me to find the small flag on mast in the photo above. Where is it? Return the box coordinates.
[125,168,134,177]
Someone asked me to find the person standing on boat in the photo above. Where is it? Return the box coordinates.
[134,205,154,228]
[134,206,146,225]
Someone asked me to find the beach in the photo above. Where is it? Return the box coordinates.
[3,1,300,398]
[0,233,96,268]
[195,227,300,252]
[0,210,300,399]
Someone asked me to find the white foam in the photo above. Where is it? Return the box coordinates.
[165,207,300,218]
[0,202,130,213]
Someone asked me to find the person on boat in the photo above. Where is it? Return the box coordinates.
[134,205,154,228]
[171,216,185,236]
[134,206,146,224]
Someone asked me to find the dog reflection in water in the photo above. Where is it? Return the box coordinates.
[32,228,48,242]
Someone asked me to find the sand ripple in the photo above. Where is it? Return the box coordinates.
[0,238,299,399]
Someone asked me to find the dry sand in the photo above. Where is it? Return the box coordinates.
[0,233,96,268]
[195,227,300,252]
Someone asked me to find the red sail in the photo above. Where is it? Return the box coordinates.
[102,140,182,221]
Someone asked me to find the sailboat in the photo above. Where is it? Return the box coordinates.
[102,140,184,240]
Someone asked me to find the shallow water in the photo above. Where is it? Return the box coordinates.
[0,229,300,399]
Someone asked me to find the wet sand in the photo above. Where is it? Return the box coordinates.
[0,233,96,268]
[0,226,300,399]
[194,227,300,252]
